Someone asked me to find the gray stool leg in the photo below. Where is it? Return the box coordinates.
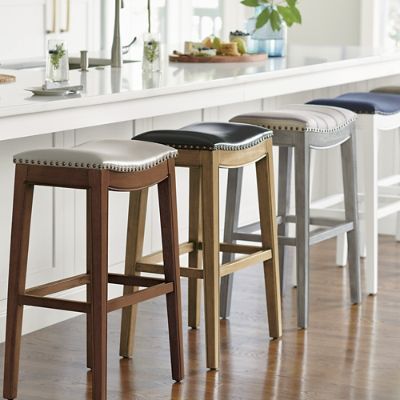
[341,130,362,304]
[220,167,243,319]
[277,146,293,292]
[294,136,310,329]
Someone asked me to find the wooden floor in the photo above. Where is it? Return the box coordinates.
[1,237,400,400]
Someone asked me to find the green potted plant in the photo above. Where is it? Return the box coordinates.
[143,0,161,72]
[241,0,302,57]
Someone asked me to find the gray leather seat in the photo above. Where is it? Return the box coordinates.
[134,122,272,150]
[14,139,177,172]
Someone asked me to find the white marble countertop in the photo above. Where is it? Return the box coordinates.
[1,45,400,139]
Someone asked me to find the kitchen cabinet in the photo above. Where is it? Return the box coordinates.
[0,0,98,62]
[0,0,47,60]
[47,0,98,53]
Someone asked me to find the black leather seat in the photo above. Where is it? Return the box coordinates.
[134,122,272,151]
[308,92,400,115]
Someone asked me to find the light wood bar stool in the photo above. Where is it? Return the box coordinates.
[3,140,184,400]
[220,105,362,328]
[121,122,282,370]
[309,92,400,294]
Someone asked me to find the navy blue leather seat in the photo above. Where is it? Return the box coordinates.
[134,122,272,151]
[308,92,400,115]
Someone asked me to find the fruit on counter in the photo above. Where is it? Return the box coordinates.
[212,37,222,54]
[220,42,241,57]
[230,37,247,55]
[202,36,213,49]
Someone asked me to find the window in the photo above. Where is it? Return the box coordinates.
[385,0,400,47]
[192,0,223,41]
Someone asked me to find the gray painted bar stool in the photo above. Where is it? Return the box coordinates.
[220,104,362,329]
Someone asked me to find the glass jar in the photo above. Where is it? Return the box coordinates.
[142,33,161,72]
[246,6,287,57]
[46,40,69,85]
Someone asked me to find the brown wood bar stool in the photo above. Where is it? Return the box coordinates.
[120,122,283,370]
[3,140,184,400]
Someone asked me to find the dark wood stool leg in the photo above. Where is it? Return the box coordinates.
[88,170,109,400]
[3,165,34,400]
[119,189,149,358]
[188,167,202,329]
[277,146,293,293]
[200,151,220,370]
[294,136,311,329]
[341,130,362,304]
[220,167,243,319]
[158,159,184,381]
[256,142,282,339]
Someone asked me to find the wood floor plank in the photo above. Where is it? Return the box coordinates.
[1,237,400,399]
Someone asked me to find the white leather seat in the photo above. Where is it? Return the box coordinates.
[230,104,357,134]
[14,139,177,172]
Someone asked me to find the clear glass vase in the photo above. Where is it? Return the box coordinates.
[46,40,69,86]
[142,33,161,72]
[246,6,287,57]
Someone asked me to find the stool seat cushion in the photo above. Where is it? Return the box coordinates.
[308,92,400,115]
[134,122,272,151]
[370,86,400,95]
[230,104,356,134]
[14,139,177,172]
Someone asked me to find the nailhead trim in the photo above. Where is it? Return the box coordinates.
[14,151,178,172]
[160,131,273,151]
[233,117,357,135]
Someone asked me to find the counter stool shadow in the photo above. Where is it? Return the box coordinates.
[3,140,184,400]
[220,105,362,329]
[120,122,282,370]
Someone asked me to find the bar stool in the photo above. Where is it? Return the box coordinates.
[308,92,400,294]
[3,140,184,400]
[219,104,362,329]
[120,122,282,370]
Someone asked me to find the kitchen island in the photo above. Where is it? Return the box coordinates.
[1,46,400,139]
[0,45,400,338]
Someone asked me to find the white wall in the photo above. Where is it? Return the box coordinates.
[288,0,362,46]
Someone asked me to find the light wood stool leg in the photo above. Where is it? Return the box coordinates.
[3,166,34,400]
[341,132,362,304]
[294,136,311,329]
[256,142,282,339]
[220,167,243,319]
[201,151,220,370]
[119,188,148,358]
[158,159,184,381]
[188,167,202,329]
[88,170,109,400]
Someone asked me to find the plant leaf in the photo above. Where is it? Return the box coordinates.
[256,7,271,29]
[286,0,297,7]
[289,5,302,23]
[270,9,282,31]
[241,0,260,7]
[277,5,295,26]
